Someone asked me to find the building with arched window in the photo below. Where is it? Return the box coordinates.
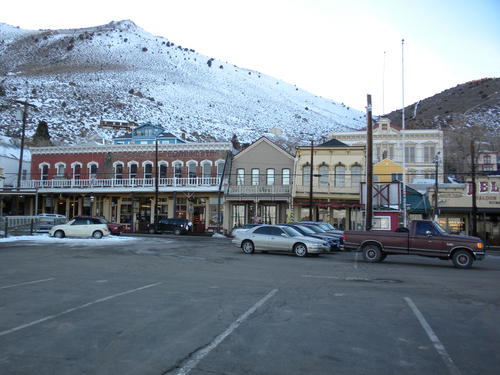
[27,129,231,233]
[293,138,365,230]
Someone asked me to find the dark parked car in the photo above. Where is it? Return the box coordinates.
[147,218,192,235]
[298,221,344,235]
[73,216,125,235]
[283,224,342,251]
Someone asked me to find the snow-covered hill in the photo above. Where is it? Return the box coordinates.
[0,20,366,145]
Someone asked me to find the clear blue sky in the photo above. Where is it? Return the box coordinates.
[2,0,499,114]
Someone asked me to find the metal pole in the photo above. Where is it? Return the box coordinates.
[366,94,373,230]
[471,141,478,237]
[434,152,440,220]
[154,138,159,230]
[309,140,314,221]
[401,38,407,227]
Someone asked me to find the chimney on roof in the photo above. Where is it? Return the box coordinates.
[181,133,186,140]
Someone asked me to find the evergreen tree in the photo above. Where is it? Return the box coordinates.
[31,120,52,146]
[231,134,241,151]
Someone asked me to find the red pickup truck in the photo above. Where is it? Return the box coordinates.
[343,220,485,269]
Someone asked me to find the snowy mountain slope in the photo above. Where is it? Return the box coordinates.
[0,20,366,145]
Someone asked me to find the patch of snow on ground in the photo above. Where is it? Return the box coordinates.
[0,234,139,244]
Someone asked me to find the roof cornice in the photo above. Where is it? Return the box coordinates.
[30,142,233,155]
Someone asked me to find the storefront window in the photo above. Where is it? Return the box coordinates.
[176,198,187,218]
[261,205,276,224]
[232,204,246,227]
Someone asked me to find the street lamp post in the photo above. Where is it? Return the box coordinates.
[433,152,440,220]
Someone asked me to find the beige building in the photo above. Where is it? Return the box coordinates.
[293,139,365,230]
[224,137,294,230]
[331,117,444,183]
[428,176,500,245]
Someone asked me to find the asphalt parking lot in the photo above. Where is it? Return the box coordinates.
[0,235,499,375]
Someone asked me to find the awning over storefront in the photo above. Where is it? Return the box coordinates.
[293,202,363,208]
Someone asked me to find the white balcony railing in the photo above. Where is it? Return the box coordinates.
[226,185,291,195]
[19,177,221,190]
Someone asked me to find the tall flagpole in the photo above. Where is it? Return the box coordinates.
[382,51,386,115]
[401,39,407,227]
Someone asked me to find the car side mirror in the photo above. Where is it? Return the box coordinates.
[425,230,433,237]
[281,233,288,237]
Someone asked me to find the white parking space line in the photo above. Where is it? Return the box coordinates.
[404,297,461,375]
[172,288,279,375]
[354,252,359,269]
[0,282,162,338]
[0,278,55,290]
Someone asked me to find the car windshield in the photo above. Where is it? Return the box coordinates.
[323,223,336,230]
[295,225,315,234]
[433,221,448,234]
[282,226,302,237]
[306,225,325,233]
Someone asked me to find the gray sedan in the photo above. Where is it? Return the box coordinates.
[231,225,330,257]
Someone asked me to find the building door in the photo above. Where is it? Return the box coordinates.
[193,205,205,232]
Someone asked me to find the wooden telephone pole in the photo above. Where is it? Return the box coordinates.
[365,95,373,230]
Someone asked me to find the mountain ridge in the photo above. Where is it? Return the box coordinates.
[0,20,366,145]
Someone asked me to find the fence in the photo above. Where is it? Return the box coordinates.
[0,216,67,237]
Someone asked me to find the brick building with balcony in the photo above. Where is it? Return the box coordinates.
[26,124,231,233]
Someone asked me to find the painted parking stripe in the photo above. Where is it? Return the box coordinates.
[404,297,461,375]
[0,282,162,337]
[170,288,279,375]
[0,278,55,290]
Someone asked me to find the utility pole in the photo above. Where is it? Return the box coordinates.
[433,151,440,220]
[309,140,314,221]
[15,100,36,190]
[365,94,373,230]
[401,38,407,227]
[470,141,478,236]
[154,138,159,231]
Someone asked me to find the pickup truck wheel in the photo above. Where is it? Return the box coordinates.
[363,244,383,263]
[452,250,473,269]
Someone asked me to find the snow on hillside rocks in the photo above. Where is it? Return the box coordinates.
[0,20,366,144]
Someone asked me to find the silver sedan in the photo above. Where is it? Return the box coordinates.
[231,225,330,257]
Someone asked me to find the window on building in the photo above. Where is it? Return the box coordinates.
[424,145,436,163]
[217,161,225,178]
[391,173,403,182]
[129,163,138,179]
[236,168,245,185]
[188,162,197,179]
[89,164,98,179]
[266,168,275,185]
[251,168,260,185]
[202,162,211,178]
[302,165,310,186]
[41,165,49,180]
[159,164,167,178]
[282,168,291,185]
[405,146,416,163]
[483,155,491,164]
[335,165,345,187]
[114,164,123,180]
[56,164,65,177]
[174,162,182,178]
[73,164,81,180]
[319,165,329,186]
[22,169,28,181]
[144,163,153,179]
[351,165,362,186]
[389,145,394,160]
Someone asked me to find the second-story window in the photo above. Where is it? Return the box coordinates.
[202,162,211,178]
[236,168,245,185]
[351,165,362,187]
[424,145,436,163]
[319,165,329,186]
[251,168,260,185]
[129,163,138,179]
[188,162,197,179]
[56,163,65,177]
[115,164,123,180]
[159,164,167,178]
[405,146,416,163]
[302,165,310,186]
[73,164,81,180]
[41,164,49,180]
[89,164,98,179]
[174,162,182,178]
[335,165,345,187]
[282,168,290,185]
[266,168,275,185]
[144,163,153,179]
